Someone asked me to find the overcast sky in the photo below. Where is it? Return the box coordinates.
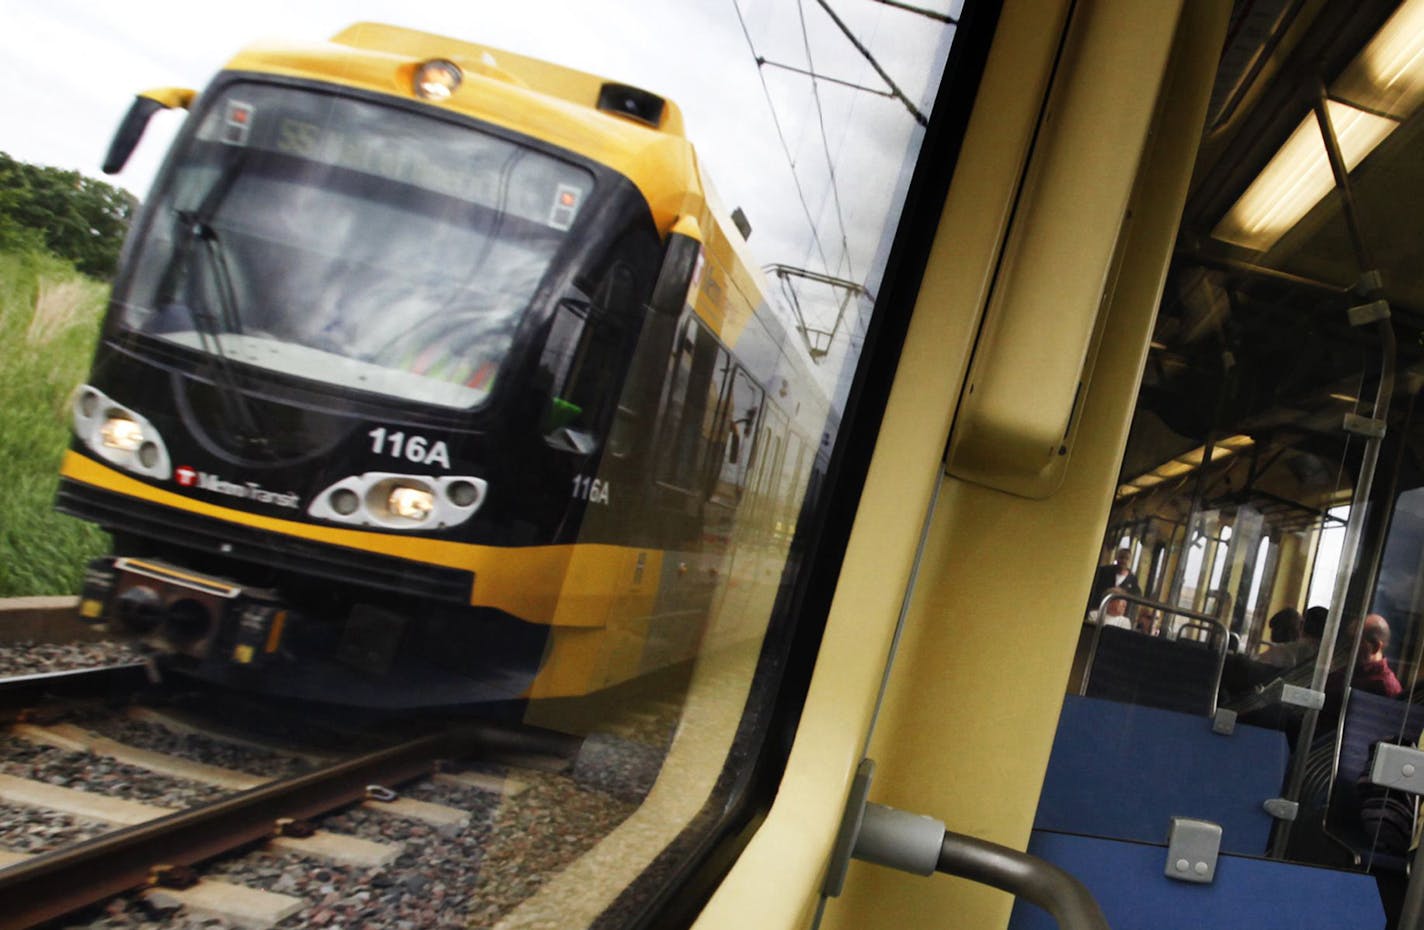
[0,0,958,373]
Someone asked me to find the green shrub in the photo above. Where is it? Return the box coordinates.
[0,249,110,596]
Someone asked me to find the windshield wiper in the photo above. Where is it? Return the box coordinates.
[173,210,267,453]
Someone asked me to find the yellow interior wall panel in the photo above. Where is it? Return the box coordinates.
[825,3,1229,928]
[692,1,1072,926]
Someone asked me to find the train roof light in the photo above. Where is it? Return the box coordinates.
[1213,0,1424,251]
[1212,102,1393,251]
[413,60,462,101]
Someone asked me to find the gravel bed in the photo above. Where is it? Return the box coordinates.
[53,765,641,930]
[0,733,230,808]
[17,694,682,929]
[0,640,144,677]
[462,769,639,927]
[0,799,110,855]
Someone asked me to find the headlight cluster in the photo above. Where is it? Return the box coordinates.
[72,386,172,480]
[308,472,487,530]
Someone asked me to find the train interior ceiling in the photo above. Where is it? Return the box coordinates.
[1109,0,1424,676]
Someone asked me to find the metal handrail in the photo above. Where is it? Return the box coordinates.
[937,828,1110,930]
[1080,591,1231,717]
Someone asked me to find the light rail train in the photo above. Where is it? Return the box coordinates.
[61,23,829,708]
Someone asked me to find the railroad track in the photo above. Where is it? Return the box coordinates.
[0,659,685,930]
[0,664,157,722]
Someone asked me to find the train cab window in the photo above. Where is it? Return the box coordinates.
[116,83,597,411]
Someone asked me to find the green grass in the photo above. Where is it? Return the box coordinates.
[0,249,110,596]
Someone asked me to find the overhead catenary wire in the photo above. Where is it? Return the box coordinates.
[866,0,959,24]
[733,0,941,358]
[732,0,837,279]
[755,58,896,98]
[797,0,858,283]
[814,0,929,126]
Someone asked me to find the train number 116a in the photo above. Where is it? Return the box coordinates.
[368,427,452,469]
[572,475,611,505]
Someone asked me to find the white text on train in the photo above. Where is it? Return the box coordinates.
[367,427,452,469]
[572,475,611,506]
[174,466,300,509]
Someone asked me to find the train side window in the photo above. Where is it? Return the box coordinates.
[710,366,764,506]
[659,317,729,492]
[780,433,808,540]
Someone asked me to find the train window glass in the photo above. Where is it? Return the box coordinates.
[1307,506,1350,607]
[780,432,808,540]
[35,6,970,929]
[1207,525,1231,592]
[658,317,730,492]
[117,83,597,410]
[710,366,765,506]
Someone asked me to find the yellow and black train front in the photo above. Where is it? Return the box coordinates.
[58,24,808,708]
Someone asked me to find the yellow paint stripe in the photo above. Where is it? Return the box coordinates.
[61,452,646,626]
[117,558,240,595]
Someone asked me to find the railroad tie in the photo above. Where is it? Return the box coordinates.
[434,769,529,798]
[0,772,175,825]
[12,723,267,790]
[142,880,304,930]
[268,830,403,869]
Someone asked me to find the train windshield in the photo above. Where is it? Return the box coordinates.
[116,83,595,409]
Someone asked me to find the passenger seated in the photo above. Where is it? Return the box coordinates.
[1259,605,1322,669]
[1093,589,1132,630]
[1309,613,1405,726]
[1221,607,1326,730]
[1329,614,1403,700]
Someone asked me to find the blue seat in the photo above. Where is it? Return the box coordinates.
[1084,626,1220,716]
[1325,689,1424,871]
[1036,695,1287,855]
[1007,830,1385,930]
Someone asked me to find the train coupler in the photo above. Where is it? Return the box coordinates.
[80,556,291,666]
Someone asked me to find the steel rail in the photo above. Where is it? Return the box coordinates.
[0,662,156,719]
[0,721,571,929]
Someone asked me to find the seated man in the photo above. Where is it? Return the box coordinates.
[1259,605,1324,669]
[1331,613,1402,699]
[1093,589,1132,630]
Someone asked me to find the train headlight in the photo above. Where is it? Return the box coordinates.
[413,60,462,100]
[101,417,145,451]
[308,472,487,530]
[388,485,434,521]
[72,386,173,480]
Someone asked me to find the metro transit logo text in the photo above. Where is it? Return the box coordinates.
[175,466,300,509]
